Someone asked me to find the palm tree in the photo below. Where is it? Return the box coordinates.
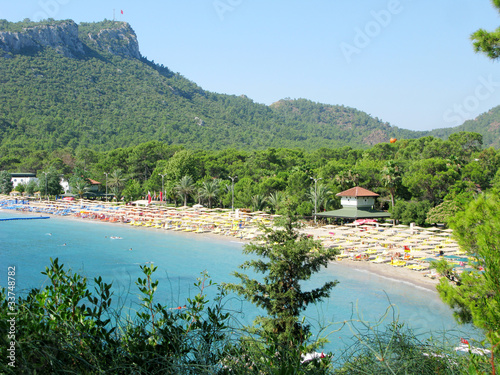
[381,161,401,209]
[72,178,90,199]
[267,191,285,214]
[200,179,220,208]
[175,175,195,206]
[308,183,332,213]
[108,169,127,200]
[251,194,267,212]
[192,188,203,205]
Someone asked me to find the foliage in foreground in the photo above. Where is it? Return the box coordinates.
[335,319,467,375]
[433,191,500,374]
[0,258,479,374]
[0,258,232,374]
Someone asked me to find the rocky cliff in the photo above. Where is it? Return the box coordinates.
[0,20,141,59]
[0,20,84,58]
[81,21,141,59]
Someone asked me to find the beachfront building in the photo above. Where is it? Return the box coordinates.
[87,179,102,193]
[314,186,391,221]
[10,173,38,189]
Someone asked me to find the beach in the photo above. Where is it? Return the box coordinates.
[0,195,465,292]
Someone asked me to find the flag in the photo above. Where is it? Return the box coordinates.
[160,191,163,202]
[147,191,151,204]
[121,9,124,14]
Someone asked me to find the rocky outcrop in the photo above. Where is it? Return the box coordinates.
[0,20,141,59]
[84,22,141,59]
[0,21,85,58]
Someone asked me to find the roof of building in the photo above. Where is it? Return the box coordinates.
[336,186,379,197]
[10,173,37,178]
[88,179,101,185]
[314,207,391,219]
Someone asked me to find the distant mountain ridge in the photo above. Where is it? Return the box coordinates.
[0,19,497,153]
[428,105,500,149]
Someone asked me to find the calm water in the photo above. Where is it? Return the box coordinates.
[0,210,478,354]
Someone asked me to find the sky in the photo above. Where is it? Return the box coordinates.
[2,0,500,131]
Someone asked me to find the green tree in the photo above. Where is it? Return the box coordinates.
[425,200,462,226]
[38,167,64,197]
[307,182,332,214]
[25,179,38,196]
[163,150,199,182]
[108,169,127,200]
[471,0,500,59]
[0,170,13,194]
[335,169,359,191]
[403,158,459,205]
[448,131,483,164]
[251,194,267,212]
[199,179,220,208]
[175,175,195,206]
[434,192,500,373]
[226,213,339,350]
[391,200,432,226]
[71,177,90,198]
[122,179,143,202]
[381,161,402,209]
[14,182,26,194]
[267,190,285,214]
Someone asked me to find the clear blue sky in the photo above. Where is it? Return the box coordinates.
[2,0,500,131]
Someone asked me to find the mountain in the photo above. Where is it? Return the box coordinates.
[428,106,500,149]
[0,19,496,154]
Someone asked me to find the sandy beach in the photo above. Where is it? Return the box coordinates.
[334,259,439,292]
[1,195,463,292]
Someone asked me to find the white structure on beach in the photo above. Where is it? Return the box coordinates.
[10,173,38,189]
[337,186,379,208]
[315,186,391,220]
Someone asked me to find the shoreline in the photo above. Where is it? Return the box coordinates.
[331,259,439,292]
[0,203,439,293]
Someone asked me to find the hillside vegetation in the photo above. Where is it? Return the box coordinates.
[0,18,499,158]
[0,19,427,154]
[429,105,500,149]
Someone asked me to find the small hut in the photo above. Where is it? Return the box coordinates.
[314,187,391,220]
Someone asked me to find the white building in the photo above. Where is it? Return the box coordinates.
[10,173,38,189]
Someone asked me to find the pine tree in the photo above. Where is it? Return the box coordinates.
[471,0,500,60]
[227,212,339,349]
[433,192,500,372]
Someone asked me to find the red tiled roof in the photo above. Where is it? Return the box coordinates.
[88,179,101,185]
[336,187,379,197]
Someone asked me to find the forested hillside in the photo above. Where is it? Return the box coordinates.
[0,18,499,158]
[0,19,424,155]
[428,105,500,149]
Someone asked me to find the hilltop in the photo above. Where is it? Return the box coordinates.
[0,19,497,154]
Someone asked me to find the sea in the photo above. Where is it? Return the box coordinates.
[0,210,480,355]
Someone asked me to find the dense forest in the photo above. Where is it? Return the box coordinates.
[1,131,498,227]
[428,105,500,148]
[0,18,469,158]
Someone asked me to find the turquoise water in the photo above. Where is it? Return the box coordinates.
[0,210,478,354]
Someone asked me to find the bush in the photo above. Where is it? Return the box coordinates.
[0,259,232,374]
[391,200,432,226]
